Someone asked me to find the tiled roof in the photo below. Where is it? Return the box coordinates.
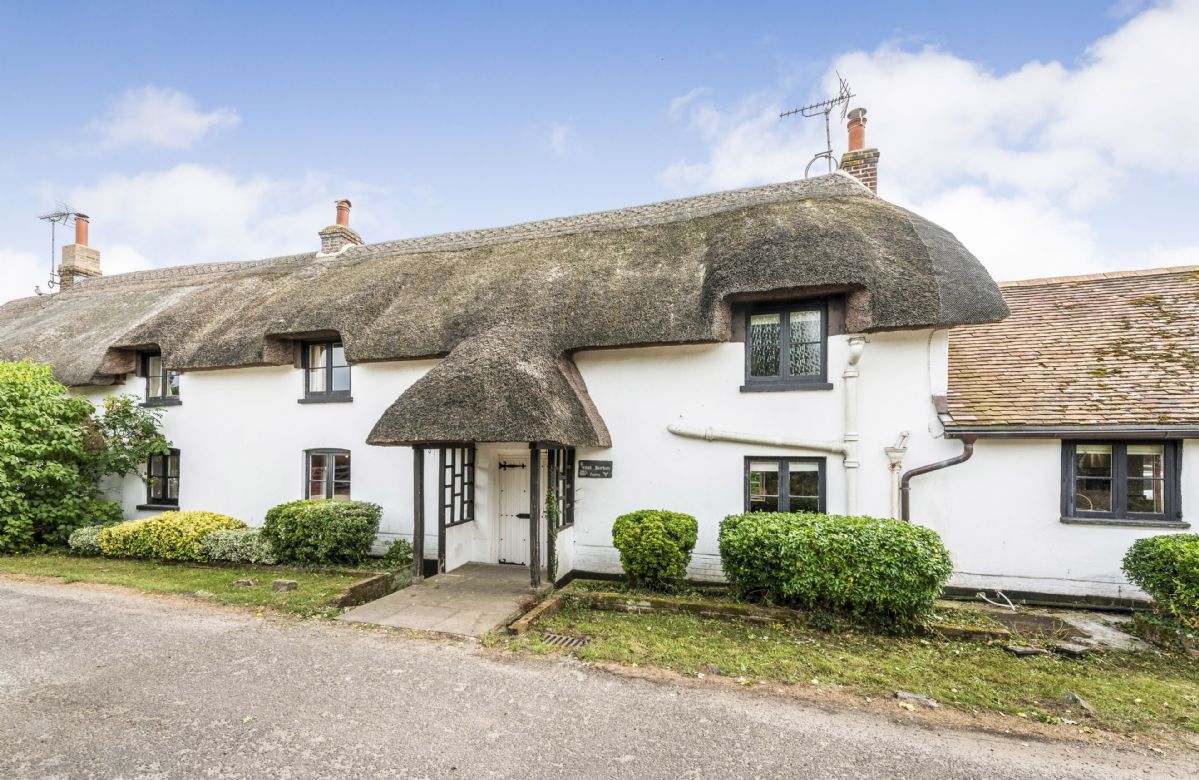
[947,265,1199,430]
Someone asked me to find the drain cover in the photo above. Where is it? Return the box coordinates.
[541,632,591,650]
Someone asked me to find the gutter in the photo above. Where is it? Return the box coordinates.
[944,425,1199,440]
[899,435,977,523]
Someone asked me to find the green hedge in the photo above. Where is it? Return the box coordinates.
[719,512,953,632]
[612,509,698,590]
[1123,534,1199,632]
[97,512,245,562]
[261,500,381,564]
[200,528,279,565]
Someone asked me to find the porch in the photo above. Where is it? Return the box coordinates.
[409,442,576,588]
[339,563,540,637]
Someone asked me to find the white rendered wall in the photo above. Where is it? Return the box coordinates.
[75,329,1193,600]
[911,438,1197,600]
[570,332,945,579]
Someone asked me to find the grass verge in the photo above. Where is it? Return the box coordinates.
[0,553,375,617]
[511,604,1199,739]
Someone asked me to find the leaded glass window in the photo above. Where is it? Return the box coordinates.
[745,302,827,387]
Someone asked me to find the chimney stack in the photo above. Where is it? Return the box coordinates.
[840,108,879,193]
[58,214,101,290]
[318,199,363,255]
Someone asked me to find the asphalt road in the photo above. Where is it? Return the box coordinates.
[0,579,1189,779]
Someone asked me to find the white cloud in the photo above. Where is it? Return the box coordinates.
[545,120,580,157]
[0,247,49,303]
[90,86,240,150]
[661,0,1199,280]
[66,165,350,265]
[0,165,403,305]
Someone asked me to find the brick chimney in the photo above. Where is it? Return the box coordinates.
[840,108,879,193]
[318,199,363,255]
[58,214,101,290]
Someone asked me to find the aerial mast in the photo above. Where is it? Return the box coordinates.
[779,74,854,178]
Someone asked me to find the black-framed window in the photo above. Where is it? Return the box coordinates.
[146,449,180,506]
[1062,441,1182,522]
[744,301,828,389]
[306,449,351,500]
[745,457,826,513]
[142,353,180,404]
[301,340,351,401]
[548,447,576,529]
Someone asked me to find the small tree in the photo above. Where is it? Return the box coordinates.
[0,360,169,552]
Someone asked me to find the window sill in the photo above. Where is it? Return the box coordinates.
[136,504,179,511]
[298,395,354,404]
[740,382,833,393]
[1060,516,1189,530]
[140,398,182,407]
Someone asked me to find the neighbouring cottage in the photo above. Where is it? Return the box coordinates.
[929,266,1199,602]
[1,112,1188,604]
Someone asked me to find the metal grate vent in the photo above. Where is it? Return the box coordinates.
[541,632,591,650]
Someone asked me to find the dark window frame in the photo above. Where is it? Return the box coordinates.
[439,445,477,527]
[305,448,352,500]
[300,340,352,403]
[742,300,830,391]
[140,352,181,406]
[1060,440,1182,523]
[143,448,180,508]
[743,456,827,513]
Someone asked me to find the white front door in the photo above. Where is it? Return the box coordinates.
[497,457,530,565]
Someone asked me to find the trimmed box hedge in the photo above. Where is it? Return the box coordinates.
[97,512,245,562]
[261,499,381,565]
[1123,534,1199,632]
[719,511,953,632]
[612,509,698,590]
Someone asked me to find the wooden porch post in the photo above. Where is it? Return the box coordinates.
[412,446,425,580]
[437,447,447,574]
[529,444,541,588]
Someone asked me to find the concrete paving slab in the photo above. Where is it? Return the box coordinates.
[339,562,536,637]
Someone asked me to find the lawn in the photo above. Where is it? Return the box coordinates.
[0,553,374,617]
[511,603,1199,739]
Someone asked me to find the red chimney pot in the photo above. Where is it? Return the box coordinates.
[847,108,867,152]
[335,199,352,227]
[74,214,89,246]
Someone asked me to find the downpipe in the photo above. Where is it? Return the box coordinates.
[899,435,977,523]
[842,337,867,515]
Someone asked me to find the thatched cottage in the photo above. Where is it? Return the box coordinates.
[2,116,1193,603]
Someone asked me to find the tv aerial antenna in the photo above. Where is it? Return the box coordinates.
[779,74,854,178]
[34,204,80,295]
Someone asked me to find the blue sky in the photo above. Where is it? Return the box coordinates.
[1,0,1195,303]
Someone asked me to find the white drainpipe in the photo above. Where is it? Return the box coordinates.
[842,337,867,515]
[884,431,911,519]
[667,424,849,456]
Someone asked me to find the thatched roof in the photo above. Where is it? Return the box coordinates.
[947,265,1199,433]
[0,173,1008,446]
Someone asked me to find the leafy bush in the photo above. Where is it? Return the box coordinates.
[261,500,381,565]
[1123,534,1199,632]
[611,509,698,590]
[68,526,105,556]
[98,512,245,561]
[719,512,953,632]
[0,360,169,552]
[200,528,279,565]
[381,537,414,569]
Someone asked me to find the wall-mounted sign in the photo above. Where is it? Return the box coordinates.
[577,460,613,479]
